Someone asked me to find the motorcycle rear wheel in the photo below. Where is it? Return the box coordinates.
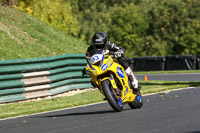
[102,79,123,112]
[128,91,143,109]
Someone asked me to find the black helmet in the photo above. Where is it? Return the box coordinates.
[92,32,107,49]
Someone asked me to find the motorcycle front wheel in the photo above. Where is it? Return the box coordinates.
[128,91,143,109]
[102,79,123,112]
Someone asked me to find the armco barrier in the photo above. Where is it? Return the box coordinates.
[1,54,199,103]
[131,57,165,71]
[165,55,197,70]
[0,54,92,103]
[197,55,200,69]
[128,55,199,71]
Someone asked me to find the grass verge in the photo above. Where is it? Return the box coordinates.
[0,6,87,60]
[0,80,200,119]
[134,70,200,75]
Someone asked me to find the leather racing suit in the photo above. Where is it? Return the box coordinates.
[85,41,139,89]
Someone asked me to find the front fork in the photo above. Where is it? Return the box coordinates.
[101,74,118,90]
[100,75,122,100]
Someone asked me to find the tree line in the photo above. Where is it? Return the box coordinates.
[2,0,200,57]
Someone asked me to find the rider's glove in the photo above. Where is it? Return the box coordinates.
[82,68,86,76]
[114,50,124,58]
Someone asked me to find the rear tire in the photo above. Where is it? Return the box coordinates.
[128,91,143,109]
[102,80,123,112]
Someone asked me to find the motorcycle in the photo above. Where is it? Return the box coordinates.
[84,49,143,112]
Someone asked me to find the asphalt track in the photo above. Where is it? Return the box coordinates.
[1,87,200,133]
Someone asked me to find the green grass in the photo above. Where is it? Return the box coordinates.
[0,80,199,119]
[134,70,200,74]
[140,80,200,94]
[0,6,87,60]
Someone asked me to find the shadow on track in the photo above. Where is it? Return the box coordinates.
[33,110,116,118]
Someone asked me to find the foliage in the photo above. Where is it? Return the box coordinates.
[70,0,112,43]
[5,0,200,57]
[15,0,80,36]
[143,0,200,56]
[109,3,149,57]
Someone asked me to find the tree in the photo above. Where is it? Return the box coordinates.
[109,3,149,57]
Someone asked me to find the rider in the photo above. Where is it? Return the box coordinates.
[82,32,139,90]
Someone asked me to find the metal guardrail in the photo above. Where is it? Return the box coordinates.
[128,55,199,71]
[0,54,92,103]
[1,54,199,103]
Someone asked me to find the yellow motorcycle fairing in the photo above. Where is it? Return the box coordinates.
[85,54,136,104]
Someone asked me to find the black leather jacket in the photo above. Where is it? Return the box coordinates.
[86,41,129,69]
[86,41,125,62]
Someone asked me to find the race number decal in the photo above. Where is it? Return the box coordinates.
[90,54,103,64]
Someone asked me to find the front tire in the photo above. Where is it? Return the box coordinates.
[128,91,143,109]
[102,80,123,112]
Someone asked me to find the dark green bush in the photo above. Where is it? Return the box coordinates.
[13,0,200,57]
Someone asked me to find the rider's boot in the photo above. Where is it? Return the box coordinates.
[125,67,141,91]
